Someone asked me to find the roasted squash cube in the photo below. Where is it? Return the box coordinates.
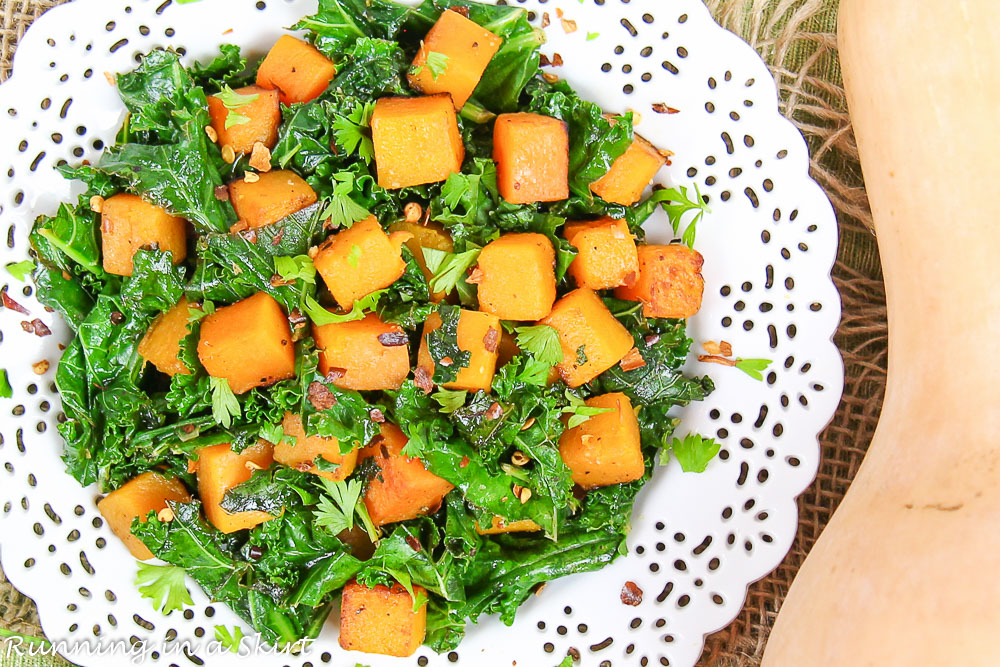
[614,244,705,318]
[416,308,501,392]
[564,217,639,290]
[313,313,410,391]
[475,233,557,320]
[197,292,295,394]
[475,516,542,535]
[195,440,275,534]
[558,392,644,488]
[274,412,358,482]
[493,112,569,204]
[97,472,191,560]
[407,9,503,110]
[387,220,454,302]
[313,216,407,310]
[101,193,187,277]
[590,133,666,205]
[139,296,194,376]
[371,94,465,189]
[359,423,454,527]
[207,85,281,155]
[256,35,336,105]
[339,580,427,657]
[539,288,634,388]
[229,169,317,231]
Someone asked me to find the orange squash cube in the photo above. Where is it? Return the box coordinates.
[256,35,336,105]
[101,193,186,277]
[139,297,193,376]
[538,288,634,388]
[387,220,454,302]
[197,292,295,394]
[274,412,358,483]
[97,472,191,560]
[359,423,454,527]
[207,85,281,155]
[475,516,542,535]
[196,440,275,533]
[564,217,639,290]
[371,94,465,189]
[312,313,410,391]
[416,308,501,392]
[339,580,427,657]
[474,233,557,320]
[228,169,317,231]
[558,392,644,488]
[493,113,569,204]
[313,215,407,310]
[407,9,503,110]
[614,245,705,318]
[590,133,666,205]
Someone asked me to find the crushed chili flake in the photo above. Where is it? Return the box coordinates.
[698,354,737,367]
[483,327,499,353]
[325,367,347,383]
[560,18,577,33]
[288,309,308,327]
[32,360,50,375]
[21,319,51,337]
[295,461,313,472]
[214,185,230,201]
[271,226,285,246]
[406,535,422,551]
[465,267,485,284]
[459,456,470,468]
[369,408,386,423]
[540,54,552,67]
[238,228,258,244]
[644,333,661,346]
[377,331,409,347]
[621,581,643,606]
[652,103,680,114]
[249,142,272,172]
[307,381,338,410]
[414,366,434,393]
[619,347,647,371]
[270,274,293,287]
[541,11,550,28]
[439,356,453,367]
[702,340,734,357]
[485,402,503,420]
[1,289,29,315]
[448,5,469,17]
[551,53,564,66]
[719,340,733,356]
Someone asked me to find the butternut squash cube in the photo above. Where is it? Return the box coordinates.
[493,112,569,204]
[475,233,557,320]
[97,471,191,560]
[197,292,295,394]
[407,9,503,110]
[138,296,193,377]
[614,244,705,318]
[274,412,358,483]
[475,516,542,535]
[538,288,634,388]
[558,392,644,489]
[371,94,465,189]
[387,220,454,302]
[256,35,336,105]
[339,580,427,657]
[359,423,454,527]
[590,133,666,205]
[564,217,639,290]
[207,85,281,155]
[416,308,501,392]
[101,193,187,277]
[313,313,410,391]
[196,440,275,534]
[313,216,407,309]
[229,169,317,231]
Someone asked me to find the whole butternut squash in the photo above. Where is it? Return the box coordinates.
[763,3,1000,665]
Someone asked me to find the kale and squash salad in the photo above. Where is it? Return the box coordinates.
[28,0,720,657]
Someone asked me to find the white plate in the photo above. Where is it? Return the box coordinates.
[0,1,843,665]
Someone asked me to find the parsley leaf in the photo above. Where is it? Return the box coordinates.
[258,422,293,445]
[409,50,450,81]
[314,477,377,542]
[586,32,600,41]
[647,183,710,248]
[214,625,245,654]
[5,260,34,282]
[209,376,241,428]
[669,433,721,472]
[347,244,363,268]
[557,657,575,667]
[320,172,371,229]
[216,84,259,132]
[515,324,563,366]
[273,255,317,285]
[561,391,613,429]
[303,289,385,326]
[422,247,480,297]
[135,562,193,614]
[431,388,468,413]
[734,358,772,381]
[224,111,250,129]
[332,99,376,164]
[0,369,11,399]
[426,304,472,384]
[187,299,214,323]
[386,568,429,612]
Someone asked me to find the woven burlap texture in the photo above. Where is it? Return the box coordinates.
[0,2,888,666]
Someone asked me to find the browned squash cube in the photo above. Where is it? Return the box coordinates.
[97,472,191,560]
[229,169,317,230]
[416,308,501,392]
[371,94,465,189]
[474,233,557,320]
[274,412,358,483]
[475,516,542,535]
[339,580,427,657]
[387,220,454,302]
[256,35,336,106]
[359,423,454,527]
[195,440,275,534]
[614,244,705,318]
[196,292,295,394]
[312,313,410,391]
[313,215,408,310]
[207,85,281,155]
[101,193,187,277]
[538,288,634,388]
[558,392,643,488]
[590,133,667,205]
[138,296,193,376]
[493,112,569,204]
[407,9,503,109]
[564,217,639,290]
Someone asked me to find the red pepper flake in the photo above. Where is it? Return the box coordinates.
[465,267,485,284]
[377,331,409,347]
[619,347,647,371]
[414,366,434,393]
[644,333,661,346]
[439,356,453,367]
[551,53,564,66]
[621,581,643,606]
[2,288,29,315]
[652,103,680,114]
[541,11,550,28]
[483,327,499,353]
[270,274,292,287]
[369,408,385,423]
[448,5,469,17]
[540,54,551,67]
[214,185,230,201]
[406,535,422,551]
[485,402,503,421]
[271,226,285,246]
[21,319,51,337]
[307,381,338,410]
[238,228,258,244]
[459,456,470,469]
[288,309,308,328]
[181,424,196,434]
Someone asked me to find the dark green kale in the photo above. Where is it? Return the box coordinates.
[425,304,472,384]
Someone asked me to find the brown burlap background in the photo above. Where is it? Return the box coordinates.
[0,2,887,665]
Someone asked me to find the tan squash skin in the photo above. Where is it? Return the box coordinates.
[762,2,1000,665]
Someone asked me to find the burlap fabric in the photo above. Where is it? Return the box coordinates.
[0,1,887,666]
